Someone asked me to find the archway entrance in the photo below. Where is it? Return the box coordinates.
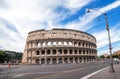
[59,58,62,64]
[41,59,45,64]
[53,58,57,64]
[47,58,51,64]
[36,59,39,64]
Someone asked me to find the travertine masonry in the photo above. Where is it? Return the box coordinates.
[22,28,97,64]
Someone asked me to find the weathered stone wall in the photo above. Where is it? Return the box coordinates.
[22,28,97,64]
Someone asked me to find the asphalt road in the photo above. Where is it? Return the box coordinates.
[0,61,110,79]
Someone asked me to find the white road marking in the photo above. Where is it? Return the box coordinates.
[80,67,109,79]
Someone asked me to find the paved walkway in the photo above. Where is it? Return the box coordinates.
[89,64,120,79]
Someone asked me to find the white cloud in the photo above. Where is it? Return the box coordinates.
[0,0,120,53]
[93,23,120,55]
[65,0,120,31]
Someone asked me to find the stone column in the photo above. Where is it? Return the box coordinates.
[78,57,80,63]
[62,57,64,64]
[82,57,84,63]
[73,57,75,63]
[56,58,59,64]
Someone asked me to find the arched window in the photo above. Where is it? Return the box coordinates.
[41,50,45,55]
[43,42,46,47]
[37,43,41,47]
[64,49,67,54]
[79,42,81,46]
[53,42,57,46]
[53,50,56,54]
[74,42,77,46]
[47,50,51,54]
[69,50,73,54]
[74,50,77,54]
[64,41,67,46]
[58,49,62,54]
[36,51,40,55]
[58,42,62,46]
[69,42,72,46]
[48,42,51,46]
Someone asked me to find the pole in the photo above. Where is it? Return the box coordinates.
[104,14,115,72]
[87,9,115,72]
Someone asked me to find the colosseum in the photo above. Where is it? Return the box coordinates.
[22,28,97,64]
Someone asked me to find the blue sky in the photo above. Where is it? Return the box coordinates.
[0,0,120,55]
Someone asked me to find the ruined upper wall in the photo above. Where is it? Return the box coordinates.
[27,28,96,44]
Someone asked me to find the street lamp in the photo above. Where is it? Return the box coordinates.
[86,8,115,72]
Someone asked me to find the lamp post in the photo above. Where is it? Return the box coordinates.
[87,8,115,72]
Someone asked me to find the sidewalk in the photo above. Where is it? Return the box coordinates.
[89,64,120,79]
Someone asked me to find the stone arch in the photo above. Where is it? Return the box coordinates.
[58,58,62,63]
[74,50,77,54]
[47,41,51,46]
[47,50,51,54]
[64,58,68,63]
[36,59,39,64]
[64,49,67,54]
[47,58,51,64]
[41,50,45,55]
[74,41,77,46]
[53,58,57,64]
[53,41,57,46]
[58,49,62,54]
[69,50,73,54]
[69,41,72,46]
[43,42,46,47]
[70,58,73,63]
[58,42,62,46]
[41,58,45,64]
[64,41,67,46]
[36,50,40,55]
[53,50,56,54]
[75,57,78,63]
[37,43,41,47]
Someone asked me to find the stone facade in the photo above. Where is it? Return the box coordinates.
[22,28,97,64]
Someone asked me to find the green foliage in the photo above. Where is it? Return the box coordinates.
[99,55,105,58]
[0,50,23,63]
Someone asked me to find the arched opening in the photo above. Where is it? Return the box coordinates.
[53,58,57,64]
[79,57,82,62]
[79,50,81,54]
[75,57,78,63]
[74,42,77,46]
[58,42,62,46]
[41,50,45,55]
[53,50,56,54]
[58,58,62,63]
[58,49,62,54]
[78,42,81,46]
[64,49,67,54]
[47,58,51,64]
[69,50,73,54]
[36,50,40,55]
[36,59,39,64]
[69,42,72,46]
[53,42,57,46]
[64,58,68,63]
[48,42,51,46]
[47,50,51,55]
[37,43,41,47]
[70,58,73,63]
[41,59,45,64]
[64,41,67,46]
[74,50,77,54]
[43,42,46,47]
